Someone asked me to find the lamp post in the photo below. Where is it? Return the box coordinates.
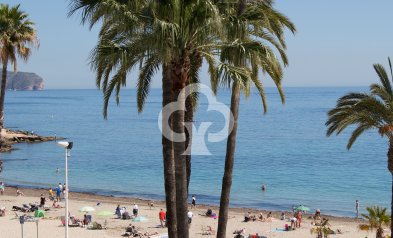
[57,141,73,238]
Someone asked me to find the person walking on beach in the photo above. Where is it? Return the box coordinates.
[191,195,196,208]
[159,209,166,228]
[355,200,359,218]
[133,203,139,217]
[0,181,4,195]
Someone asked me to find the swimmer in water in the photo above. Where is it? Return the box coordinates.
[261,184,266,191]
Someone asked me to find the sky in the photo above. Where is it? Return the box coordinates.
[2,0,393,89]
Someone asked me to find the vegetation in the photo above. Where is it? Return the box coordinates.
[310,218,332,238]
[69,1,294,237]
[361,206,390,238]
[0,3,38,148]
[215,1,295,237]
[326,58,393,238]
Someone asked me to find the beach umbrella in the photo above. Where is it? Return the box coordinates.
[132,216,149,222]
[79,206,95,212]
[96,211,113,217]
[295,205,310,212]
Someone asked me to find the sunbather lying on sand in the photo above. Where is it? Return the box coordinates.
[202,225,216,235]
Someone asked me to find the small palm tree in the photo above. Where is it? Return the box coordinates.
[361,206,390,238]
[326,58,393,238]
[0,4,38,146]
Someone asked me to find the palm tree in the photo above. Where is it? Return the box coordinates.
[326,58,393,238]
[68,1,245,237]
[215,1,295,237]
[0,3,38,147]
[361,206,390,238]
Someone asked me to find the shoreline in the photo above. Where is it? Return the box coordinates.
[0,186,375,238]
[3,184,360,223]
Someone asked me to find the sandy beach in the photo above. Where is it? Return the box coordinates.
[0,187,379,238]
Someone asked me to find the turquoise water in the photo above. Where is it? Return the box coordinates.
[0,88,389,217]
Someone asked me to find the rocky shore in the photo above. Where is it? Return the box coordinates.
[0,128,62,153]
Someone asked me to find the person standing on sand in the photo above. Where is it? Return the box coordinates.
[355,200,359,218]
[191,195,196,208]
[295,211,302,228]
[39,194,46,207]
[133,203,139,217]
[58,183,63,200]
[56,186,61,202]
[0,181,4,195]
[159,209,166,228]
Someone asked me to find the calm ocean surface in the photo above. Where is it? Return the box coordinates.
[0,88,389,217]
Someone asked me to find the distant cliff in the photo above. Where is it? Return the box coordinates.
[5,71,44,90]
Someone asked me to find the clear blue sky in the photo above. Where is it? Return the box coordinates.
[2,0,393,89]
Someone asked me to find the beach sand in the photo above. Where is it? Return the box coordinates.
[0,187,381,238]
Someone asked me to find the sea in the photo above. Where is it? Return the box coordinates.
[0,87,389,217]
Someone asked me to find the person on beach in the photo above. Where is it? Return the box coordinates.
[257,213,265,222]
[49,187,54,200]
[39,194,46,207]
[290,217,297,229]
[0,181,4,195]
[56,186,61,202]
[355,200,359,218]
[16,187,24,196]
[280,212,285,220]
[58,183,63,200]
[187,210,193,225]
[313,209,322,225]
[191,195,196,208]
[115,205,121,218]
[244,211,251,222]
[295,211,302,228]
[63,183,66,198]
[52,200,61,208]
[133,203,138,217]
[159,209,166,228]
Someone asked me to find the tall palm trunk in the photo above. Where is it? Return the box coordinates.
[388,139,393,238]
[171,56,190,238]
[162,64,177,238]
[185,87,193,194]
[0,59,8,147]
[217,82,240,238]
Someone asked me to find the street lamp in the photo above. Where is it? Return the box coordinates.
[57,141,73,238]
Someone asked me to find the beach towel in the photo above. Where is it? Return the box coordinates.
[34,209,45,218]
[149,233,168,238]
